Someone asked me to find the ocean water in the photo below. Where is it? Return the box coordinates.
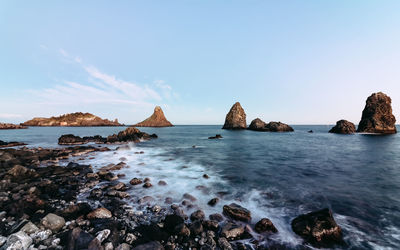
[1,125,400,249]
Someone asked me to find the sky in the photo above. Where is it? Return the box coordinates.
[1,0,400,125]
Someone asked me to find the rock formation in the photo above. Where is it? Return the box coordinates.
[248,118,294,132]
[357,92,397,134]
[222,102,247,129]
[0,140,27,148]
[329,120,356,134]
[0,123,27,129]
[134,106,173,127]
[21,112,122,127]
[58,127,157,145]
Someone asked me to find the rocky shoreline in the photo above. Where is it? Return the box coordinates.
[0,143,345,249]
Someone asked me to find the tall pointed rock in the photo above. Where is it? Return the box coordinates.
[357,92,397,134]
[134,106,173,127]
[222,102,247,129]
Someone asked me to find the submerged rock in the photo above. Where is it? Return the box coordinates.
[134,106,173,127]
[208,134,223,139]
[357,92,397,134]
[329,120,356,134]
[248,118,294,132]
[0,140,26,148]
[222,102,247,129]
[223,203,252,222]
[291,208,343,247]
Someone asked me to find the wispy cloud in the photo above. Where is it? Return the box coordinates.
[30,49,177,108]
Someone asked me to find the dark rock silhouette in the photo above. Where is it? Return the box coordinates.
[248,118,294,132]
[291,208,343,247]
[134,106,173,127]
[329,120,356,134]
[222,102,247,129]
[0,140,26,148]
[357,92,397,134]
[208,134,222,139]
[21,112,122,127]
[0,123,27,129]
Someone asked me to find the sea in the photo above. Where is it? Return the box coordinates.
[1,125,400,249]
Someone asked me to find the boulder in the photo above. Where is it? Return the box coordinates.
[40,213,65,232]
[223,203,252,222]
[7,165,38,179]
[190,210,205,221]
[291,208,343,247]
[248,118,294,132]
[2,231,32,250]
[134,106,173,127]
[221,223,245,240]
[357,92,397,134]
[329,120,356,134]
[87,207,112,219]
[58,134,106,145]
[222,102,247,129]
[255,218,278,233]
[106,127,157,143]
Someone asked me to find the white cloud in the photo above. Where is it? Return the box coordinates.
[59,49,69,57]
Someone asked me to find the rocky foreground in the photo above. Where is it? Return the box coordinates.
[21,113,122,127]
[0,147,345,249]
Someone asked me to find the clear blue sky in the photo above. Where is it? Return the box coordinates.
[1,0,400,125]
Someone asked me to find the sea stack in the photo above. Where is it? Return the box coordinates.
[21,112,122,127]
[248,118,294,132]
[329,120,356,134]
[134,106,173,127]
[222,102,247,129]
[357,92,397,134]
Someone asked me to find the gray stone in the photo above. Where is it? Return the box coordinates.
[95,229,110,243]
[21,222,39,235]
[3,231,32,250]
[40,213,65,232]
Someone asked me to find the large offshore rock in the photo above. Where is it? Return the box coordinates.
[329,120,356,134]
[222,102,247,129]
[248,118,294,132]
[357,92,397,134]
[134,106,173,127]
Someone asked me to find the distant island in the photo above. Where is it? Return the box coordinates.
[134,106,173,127]
[0,123,27,130]
[21,112,123,127]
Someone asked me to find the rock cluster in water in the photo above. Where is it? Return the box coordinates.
[21,112,122,127]
[329,120,356,134]
[0,123,27,129]
[134,106,173,127]
[248,118,294,132]
[222,102,247,129]
[0,140,27,148]
[58,127,157,145]
[357,92,397,134]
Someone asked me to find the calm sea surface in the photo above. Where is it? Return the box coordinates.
[1,125,400,249]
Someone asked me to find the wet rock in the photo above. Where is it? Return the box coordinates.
[3,231,32,250]
[203,220,219,231]
[107,126,157,143]
[158,180,167,186]
[222,102,247,129]
[203,174,210,179]
[357,92,397,134]
[95,229,110,243]
[208,134,223,139]
[125,233,137,244]
[88,238,102,250]
[223,203,252,222]
[104,242,113,250]
[40,213,65,233]
[21,221,39,234]
[291,208,343,247]
[0,236,6,247]
[68,228,95,250]
[87,208,112,219]
[190,210,205,221]
[129,178,143,185]
[142,182,152,188]
[190,220,203,235]
[58,134,106,145]
[175,223,190,237]
[255,218,278,233]
[183,193,197,202]
[208,197,219,206]
[221,223,245,240]
[133,241,164,250]
[164,214,184,233]
[329,120,356,134]
[218,237,233,250]
[0,140,26,148]
[248,118,294,132]
[90,188,103,199]
[138,196,155,205]
[7,165,38,179]
[209,213,224,222]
